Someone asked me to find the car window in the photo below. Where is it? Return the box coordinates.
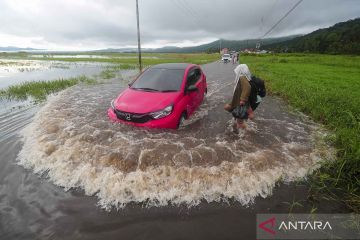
[187,68,201,86]
[131,68,184,92]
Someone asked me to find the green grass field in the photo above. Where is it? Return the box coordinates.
[241,53,360,211]
[0,75,96,101]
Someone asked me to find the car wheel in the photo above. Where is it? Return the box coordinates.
[177,112,186,129]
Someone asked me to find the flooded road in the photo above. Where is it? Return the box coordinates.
[0,62,336,239]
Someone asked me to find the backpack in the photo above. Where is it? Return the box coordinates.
[248,75,266,110]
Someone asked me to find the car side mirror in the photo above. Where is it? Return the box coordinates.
[186,85,198,92]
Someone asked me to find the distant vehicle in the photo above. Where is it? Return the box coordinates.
[108,63,207,129]
[221,54,231,63]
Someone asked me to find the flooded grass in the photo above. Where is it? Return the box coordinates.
[99,69,116,79]
[99,64,137,79]
[1,52,220,94]
[0,75,96,101]
[0,52,220,99]
[242,53,360,212]
[3,52,220,66]
[109,63,137,70]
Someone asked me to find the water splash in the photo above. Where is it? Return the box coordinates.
[17,65,334,210]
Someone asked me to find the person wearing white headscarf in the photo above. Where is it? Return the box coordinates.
[224,64,255,129]
[233,64,251,87]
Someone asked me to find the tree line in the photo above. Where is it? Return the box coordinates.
[264,18,360,54]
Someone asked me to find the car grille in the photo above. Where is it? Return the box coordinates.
[114,109,152,123]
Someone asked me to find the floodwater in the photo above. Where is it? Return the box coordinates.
[0,60,105,89]
[29,54,160,59]
[30,55,111,59]
[0,62,338,239]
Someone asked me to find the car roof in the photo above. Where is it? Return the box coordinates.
[150,63,194,70]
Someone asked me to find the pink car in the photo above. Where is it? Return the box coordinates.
[108,63,207,129]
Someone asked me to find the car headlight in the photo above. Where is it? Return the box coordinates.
[111,99,116,110]
[149,105,173,119]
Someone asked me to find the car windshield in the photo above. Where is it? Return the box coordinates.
[130,68,184,92]
[223,54,230,58]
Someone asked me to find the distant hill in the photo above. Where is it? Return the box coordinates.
[264,18,360,54]
[91,36,300,53]
[145,36,300,53]
[0,46,43,52]
[0,36,299,54]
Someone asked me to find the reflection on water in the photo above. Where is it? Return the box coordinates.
[16,62,334,209]
[30,54,160,59]
[30,54,111,59]
[0,60,107,89]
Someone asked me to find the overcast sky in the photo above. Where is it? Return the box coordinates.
[0,0,358,50]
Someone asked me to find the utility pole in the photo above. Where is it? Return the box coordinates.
[219,39,222,54]
[136,0,142,72]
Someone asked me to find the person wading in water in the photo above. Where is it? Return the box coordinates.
[224,64,255,130]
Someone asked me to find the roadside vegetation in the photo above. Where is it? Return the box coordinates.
[0,53,219,101]
[0,75,95,101]
[0,52,220,66]
[35,53,220,65]
[99,69,116,79]
[98,64,137,79]
[242,53,360,212]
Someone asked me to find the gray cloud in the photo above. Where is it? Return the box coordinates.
[0,0,358,50]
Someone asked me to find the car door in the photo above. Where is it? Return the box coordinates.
[196,68,206,99]
[185,67,202,115]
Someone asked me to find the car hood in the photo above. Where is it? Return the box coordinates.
[114,88,179,113]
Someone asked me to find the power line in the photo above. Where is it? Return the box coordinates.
[258,0,279,36]
[172,0,203,28]
[179,0,202,24]
[171,0,198,25]
[174,0,222,52]
[260,0,303,39]
[263,0,280,25]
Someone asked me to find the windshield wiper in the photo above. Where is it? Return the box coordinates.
[160,90,177,92]
[132,87,159,92]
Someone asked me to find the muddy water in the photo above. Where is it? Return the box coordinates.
[0,62,336,239]
[17,62,332,208]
